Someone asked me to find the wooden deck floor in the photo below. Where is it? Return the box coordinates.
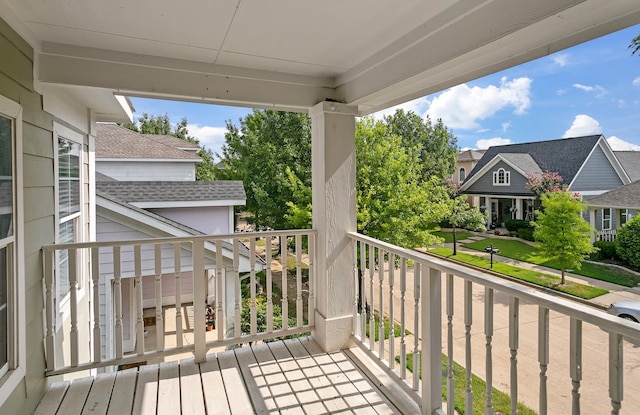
[34,337,416,414]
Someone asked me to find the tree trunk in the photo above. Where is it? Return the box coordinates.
[452,224,457,255]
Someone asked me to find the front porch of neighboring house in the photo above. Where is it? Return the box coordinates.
[37,230,640,414]
[473,196,536,229]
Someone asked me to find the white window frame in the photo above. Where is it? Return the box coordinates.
[620,209,629,227]
[53,123,85,322]
[602,208,612,230]
[459,167,466,182]
[0,95,25,406]
[492,167,510,186]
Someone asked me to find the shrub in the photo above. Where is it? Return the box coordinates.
[517,227,534,241]
[505,219,530,232]
[593,240,617,260]
[616,216,640,268]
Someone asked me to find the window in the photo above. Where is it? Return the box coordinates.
[459,167,466,182]
[55,125,83,306]
[0,95,24,404]
[492,168,510,186]
[602,208,611,230]
[620,209,629,227]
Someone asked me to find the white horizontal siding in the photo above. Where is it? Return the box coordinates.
[96,161,196,181]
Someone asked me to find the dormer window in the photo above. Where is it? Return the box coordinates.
[492,168,510,186]
[459,167,466,182]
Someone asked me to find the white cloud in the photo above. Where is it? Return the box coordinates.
[633,77,640,86]
[501,122,511,132]
[556,89,567,96]
[563,114,602,138]
[372,97,430,120]
[426,77,531,129]
[607,136,640,151]
[572,83,608,97]
[476,137,513,150]
[188,124,228,157]
[553,54,569,67]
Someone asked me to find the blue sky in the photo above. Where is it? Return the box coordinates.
[130,24,640,157]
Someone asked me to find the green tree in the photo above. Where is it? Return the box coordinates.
[615,215,640,269]
[215,110,312,230]
[630,34,640,56]
[356,117,450,248]
[532,191,595,284]
[443,181,486,255]
[122,113,217,181]
[385,109,458,181]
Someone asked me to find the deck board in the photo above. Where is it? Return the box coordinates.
[35,338,408,414]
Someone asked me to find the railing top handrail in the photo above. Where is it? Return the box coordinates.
[348,231,640,341]
[42,228,316,252]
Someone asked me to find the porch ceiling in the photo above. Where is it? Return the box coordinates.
[2,0,640,118]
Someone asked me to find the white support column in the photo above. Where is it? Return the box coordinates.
[589,208,597,243]
[310,101,358,352]
[516,198,523,220]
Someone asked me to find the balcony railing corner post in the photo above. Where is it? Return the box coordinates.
[422,266,443,415]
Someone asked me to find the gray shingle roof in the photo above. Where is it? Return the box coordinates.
[499,153,542,176]
[458,149,485,162]
[615,151,640,181]
[96,123,201,160]
[96,180,246,203]
[465,135,602,185]
[588,180,640,209]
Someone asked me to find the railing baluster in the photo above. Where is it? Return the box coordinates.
[359,240,366,341]
[134,245,144,355]
[91,247,101,362]
[234,239,241,337]
[485,287,494,415]
[295,234,303,328]
[609,332,623,415]
[538,307,550,415]
[509,296,520,415]
[307,234,315,327]
[388,253,395,371]
[173,244,182,348]
[413,262,421,392]
[69,248,78,367]
[215,240,224,341]
[114,246,123,359]
[280,235,288,332]
[378,247,385,359]
[154,244,164,351]
[446,273,454,415]
[266,236,273,333]
[422,266,443,415]
[353,238,359,337]
[250,238,257,336]
[400,257,407,380]
[193,240,206,362]
[464,280,473,415]
[369,244,375,351]
[570,318,582,415]
[44,248,55,372]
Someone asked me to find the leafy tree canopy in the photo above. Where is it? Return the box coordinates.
[532,191,595,284]
[630,34,640,56]
[122,113,217,181]
[615,215,640,269]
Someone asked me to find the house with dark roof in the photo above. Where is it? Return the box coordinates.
[458,135,632,229]
[587,180,640,241]
[454,149,485,185]
[94,126,254,358]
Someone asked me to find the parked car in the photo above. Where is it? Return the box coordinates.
[607,301,640,322]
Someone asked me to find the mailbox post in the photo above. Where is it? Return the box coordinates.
[484,244,500,268]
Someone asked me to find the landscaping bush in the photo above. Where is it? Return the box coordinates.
[504,219,530,232]
[616,216,640,268]
[517,227,534,241]
[593,240,618,260]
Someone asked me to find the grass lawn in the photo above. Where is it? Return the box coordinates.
[433,230,475,243]
[430,248,608,299]
[401,353,537,415]
[462,238,640,288]
[364,312,411,341]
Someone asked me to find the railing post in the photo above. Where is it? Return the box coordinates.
[570,318,582,415]
[509,297,519,415]
[422,266,442,415]
[464,280,473,415]
[43,248,56,372]
[91,247,101,363]
[193,239,206,362]
[538,307,550,415]
[609,332,623,415]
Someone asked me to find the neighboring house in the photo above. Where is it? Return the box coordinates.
[459,135,631,228]
[96,123,201,181]
[453,149,485,185]
[587,180,640,242]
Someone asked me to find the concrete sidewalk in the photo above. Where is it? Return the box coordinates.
[443,233,640,307]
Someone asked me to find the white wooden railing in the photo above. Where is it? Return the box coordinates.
[349,232,640,415]
[42,230,315,375]
[596,228,617,242]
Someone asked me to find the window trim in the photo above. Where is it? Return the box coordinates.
[0,95,25,406]
[602,208,612,230]
[492,167,510,186]
[459,167,466,182]
[620,209,628,227]
[53,123,85,321]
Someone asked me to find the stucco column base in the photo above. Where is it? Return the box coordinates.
[312,311,354,352]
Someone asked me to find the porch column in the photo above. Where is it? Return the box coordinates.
[310,101,358,352]
[589,208,597,243]
[516,198,523,220]
[486,197,492,227]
